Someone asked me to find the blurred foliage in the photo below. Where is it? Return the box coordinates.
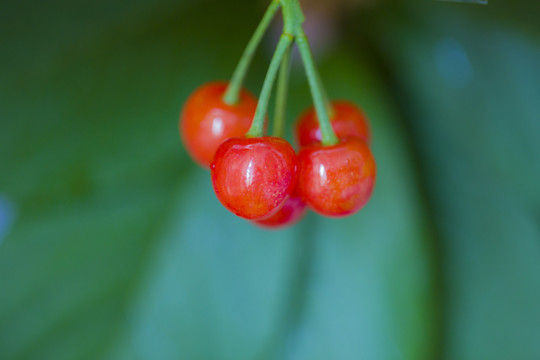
[0,0,539,359]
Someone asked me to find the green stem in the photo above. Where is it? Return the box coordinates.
[272,43,292,138]
[296,30,338,146]
[222,0,280,105]
[280,0,304,35]
[246,34,294,138]
[316,70,335,118]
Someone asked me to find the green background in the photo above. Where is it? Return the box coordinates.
[1,0,539,359]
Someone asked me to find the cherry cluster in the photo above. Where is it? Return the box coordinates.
[179,0,376,229]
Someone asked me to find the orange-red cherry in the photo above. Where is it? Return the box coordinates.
[296,101,371,147]
[254,189,307,229]
[180,82,257,168]
[297,137,376,217]
[211,137,297,220]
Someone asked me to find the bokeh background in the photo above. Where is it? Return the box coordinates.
[1,0,540,359]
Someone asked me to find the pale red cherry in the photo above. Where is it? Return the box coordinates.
[296,101,371,147]
[297,137,376,217]
[211,137,297,220]
[254,189,307,229]
[180,82,257,168]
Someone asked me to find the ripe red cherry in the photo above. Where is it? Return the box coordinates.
[295,101,371,147]
[211,137,297,220]
[297,137,376,217]
[180,81,257,168]
[254,189,307,229]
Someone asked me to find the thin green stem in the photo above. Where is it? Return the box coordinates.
[223,0,280,105]
[280,0,336,145]
[246,34,294,138]
[272,43,292,138]
[296,30,338,146]
[315,70,335,118]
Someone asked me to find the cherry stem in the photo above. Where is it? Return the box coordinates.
[247,34,294,138]
[241,0,337,144]
[316,69,335,119]
[296,30,338,146]
[280,0,337,146]
[222,0,281,106]
[272,42,292,138]
[280,0,304,35]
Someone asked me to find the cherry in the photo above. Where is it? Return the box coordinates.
[211,137,297,220]
[295,101,371,147]
[180,81,257,168]
[254,189,307,229]
[297,137,376,217]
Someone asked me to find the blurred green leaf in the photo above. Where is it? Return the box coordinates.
[9,0,540,359]
[356,1,540,359]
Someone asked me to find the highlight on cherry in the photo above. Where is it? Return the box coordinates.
[179,0,376,229]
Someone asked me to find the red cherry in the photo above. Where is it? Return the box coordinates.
[211,137,297,220]
[180,81,257,168]
[295,101,371,147]
[297,137,376,217]
[254,189,307,229]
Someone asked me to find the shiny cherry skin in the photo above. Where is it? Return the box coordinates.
[254,189,307,229]
[295,101,371,147]
[297,137,376,217]
[211,137,298,220]
[180,81,257,168]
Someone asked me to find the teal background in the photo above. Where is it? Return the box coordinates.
[1,0,539,359]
